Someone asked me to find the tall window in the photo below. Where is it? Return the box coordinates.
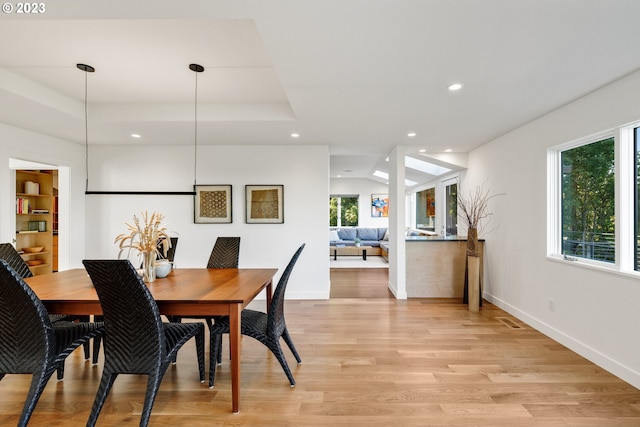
[560,137,615,263]
[329,195,358,226]
[445,182,458,236]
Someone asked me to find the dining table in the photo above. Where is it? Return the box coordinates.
[24,266,278,413]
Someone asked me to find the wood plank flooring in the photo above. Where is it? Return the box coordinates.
[1,268,639,426]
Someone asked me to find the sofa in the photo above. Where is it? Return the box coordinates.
[329,227,388,256]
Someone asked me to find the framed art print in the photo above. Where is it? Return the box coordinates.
[194,185,232,223]
[371,194,389,217]
[245,185,284,223]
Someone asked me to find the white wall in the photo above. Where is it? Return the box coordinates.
[330,178,389,228]
[0,133,330,300]
[466,70,640,388]
[0,123,86,270]
[84,144,330,300]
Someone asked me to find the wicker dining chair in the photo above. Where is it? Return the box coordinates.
[172,237,240,325]
[0,242,94,375]
[209,244,304,388]
[170,236,241,368]
[93,237,180,363]
[82,259,205,427]
[0,259,106,427]
[207,236,241,269]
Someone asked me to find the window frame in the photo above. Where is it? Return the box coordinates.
[329,194,359,227]
[547,121,640,277]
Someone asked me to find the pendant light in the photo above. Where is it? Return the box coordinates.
[190,63,205,188]
[82,63,204,195]
[77,63,95,193]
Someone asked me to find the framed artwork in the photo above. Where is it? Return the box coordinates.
[245,185,284,223]
[371,194,389,217]
[194,185,232,223]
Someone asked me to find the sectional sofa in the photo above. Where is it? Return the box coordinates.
[329,227,388,256]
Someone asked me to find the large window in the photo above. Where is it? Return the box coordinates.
[549,123,640,274]
[329,195,358,226]
[561,137,615,263]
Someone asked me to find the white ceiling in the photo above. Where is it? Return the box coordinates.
[1,1,640,186]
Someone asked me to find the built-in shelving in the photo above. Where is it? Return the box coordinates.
[15,170,54,275]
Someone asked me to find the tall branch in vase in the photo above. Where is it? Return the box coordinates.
[457,183,501,256]
[457,182,503,311]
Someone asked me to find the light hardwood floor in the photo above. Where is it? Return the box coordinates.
[1,268,639,426]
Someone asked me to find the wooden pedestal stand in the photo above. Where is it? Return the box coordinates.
[466,227,481,312]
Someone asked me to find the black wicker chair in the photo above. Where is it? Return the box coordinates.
[172,237,241,366]
[82,259,205,427]
[209,244,304,388]
[0,259,105,427]
[207,237,240,269]
[93,237,180,363]
[0,242,93,375]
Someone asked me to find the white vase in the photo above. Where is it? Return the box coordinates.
[142,251,156,282]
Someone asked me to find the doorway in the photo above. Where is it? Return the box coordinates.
[10,159,69,272]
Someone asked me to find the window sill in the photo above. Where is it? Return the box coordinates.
[547,254,640,280]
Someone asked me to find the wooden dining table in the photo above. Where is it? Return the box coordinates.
[24,267,278,413]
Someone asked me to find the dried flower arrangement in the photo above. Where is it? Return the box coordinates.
[114,211,171,257]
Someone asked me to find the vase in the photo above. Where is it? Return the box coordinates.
[142,250,156,282]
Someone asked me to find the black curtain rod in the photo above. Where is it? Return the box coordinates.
[85,191,196,195]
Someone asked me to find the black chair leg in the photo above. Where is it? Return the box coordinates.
[86,371,118,427]
[270,342,296,387]
[56,363,65,380]
[92,336,101,364]
[140,372,165,427]
[19,368,53,427]
[282,328,302,363]
[209,333,223,387]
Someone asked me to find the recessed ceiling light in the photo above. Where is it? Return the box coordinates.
[407,132,417,137]
[448,83,463,91]
[445,148,452,152]
[291,133,300,138]
[131,133,141,138]
[419,149,426,153]
[344,169,354,173]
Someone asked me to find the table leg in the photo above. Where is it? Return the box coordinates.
[334,249,337,260]
[230,303,242,413]
[265,279,273,313]
[363,249,367,260]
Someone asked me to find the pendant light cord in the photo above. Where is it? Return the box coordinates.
[84,70,89,192]
[193,69,198,187]
[77,63,95,193]
[189,63,204,187]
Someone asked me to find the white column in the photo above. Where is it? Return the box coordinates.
[388,146,407,299]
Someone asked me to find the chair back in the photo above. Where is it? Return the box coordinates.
[157,237,178,262]
[0,243,33,278]
[82,259,165,372]
[207,237,241,268]
[0,259,54,373]
[268,244,305,337]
